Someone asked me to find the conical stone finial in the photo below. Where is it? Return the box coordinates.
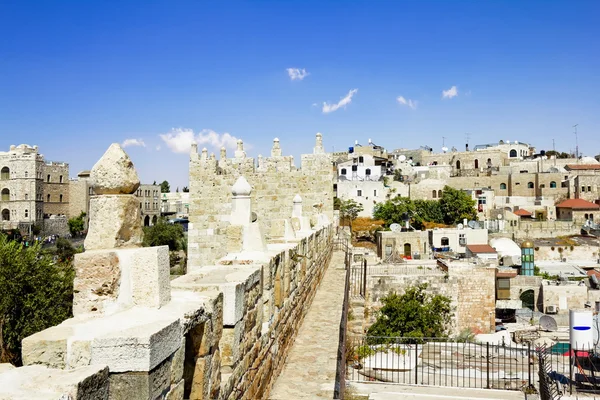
[90,143,140,195]
[232,176,252,197]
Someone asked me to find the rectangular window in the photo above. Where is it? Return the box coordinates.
[357,190,362,197]
[459,233,466,246]
[497,278,511,300]
[373,190,377,197]
[588,186,592,192]
[582,186,585,192]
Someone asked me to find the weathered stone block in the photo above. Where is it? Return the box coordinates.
[85,195,143,250]
[90,143,140,195]
[165,379,184,400]
[91,318,182,372]
[73,250,121,316]
[117,246,171,308]
[0,365,109,400]
[21,334,68,369]
[170,338,185,385]
[109,356,171,400]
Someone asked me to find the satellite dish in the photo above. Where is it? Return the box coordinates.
[390,223,401,232]
[399,155,406,162]
[539,315,558,332]
[467,220,479,229]
[497,215,503,220]
[457,223,464,230]
[442,147,448,153]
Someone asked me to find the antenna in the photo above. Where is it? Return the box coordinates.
[442,136,446,148]
[573,124,579,161]
[465,132,470,147]
[552,139,556,166]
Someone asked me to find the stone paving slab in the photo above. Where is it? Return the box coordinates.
[268,250,346,399]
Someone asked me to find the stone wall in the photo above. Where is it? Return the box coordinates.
[365,263,495,335]
[42,162,70,216]
[11,142,336,400]
[42,216,70,236]
[188,134,334,269]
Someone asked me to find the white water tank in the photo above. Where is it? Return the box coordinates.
[570,309,594,350]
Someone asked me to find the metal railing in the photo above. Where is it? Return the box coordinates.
[347,336,533,391]
[334,234,352,399]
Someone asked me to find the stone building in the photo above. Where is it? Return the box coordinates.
[68,170,92,219]
[1,144,48,232]
[136,183,161,226]
[160,191,190,219]
[42,161,70,217]
[555,198,600,223]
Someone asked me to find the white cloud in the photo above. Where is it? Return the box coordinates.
[396,96,417,110]
[286,68,309,81]
[322,89,358,114]
[155,145,161,151]
[159,128,242,154]
[121,138,146,148]
[442,85,458,99]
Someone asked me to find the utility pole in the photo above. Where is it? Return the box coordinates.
[573,124,579,161]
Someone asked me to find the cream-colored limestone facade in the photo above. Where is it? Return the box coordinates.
[0,144,46,231]
[42,161,70,217]
[136,183,161,226]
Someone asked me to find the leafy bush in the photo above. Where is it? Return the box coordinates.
[367,284,453,342]
[0,235,74,365]
[142,219,185,251]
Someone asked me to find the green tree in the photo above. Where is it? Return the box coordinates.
[339,199,364,232]
[393,169,403,182]
[160,180,170,193]
[367,284,453,341]
[413,199,444,229]
[439,186,477,224]
[182,186,189,193]
[67,212,86,236]
[0,235,74,365]
[55,238,76,262]
[373,196,416,227]
[142,219,185,251]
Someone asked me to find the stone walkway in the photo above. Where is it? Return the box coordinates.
[269,250,346,399]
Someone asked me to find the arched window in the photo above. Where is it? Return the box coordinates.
[500,183,507,190]
[59,194,63,202]
[591,214,594,221]
[24,209,28,218]
[340,168,347,175]
[351,165,358,172]
[432,190,437,198]
[365,168,371,176]
[59,175,63,183]
[585,213,589,220]
[487,158,492,167]
[510,149,517,157]
[474,159,479,169]
[1,209,9,221]
[456,160,461,170]
[441,237,450,246]
[1,188,9,201]
[438,190,442,198]
[47,194,50,202]
[0,167,9,180]
[550,181,557,188]
[24,171,28,178]
[528,182,534,189]
[47,174,51,182]
[25,193,28,200]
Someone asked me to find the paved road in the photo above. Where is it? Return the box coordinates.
[269,250,346,399]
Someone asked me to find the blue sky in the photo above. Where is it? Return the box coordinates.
[1,1,599,189]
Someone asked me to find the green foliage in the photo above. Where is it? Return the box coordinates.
[67,212,86,236]
[545,150,572,159]
[142,219,185,251]
[0,235,74,365]
[333,197,342,211]
[533,265,558,280]
[393,169,403,182]
[412,199,444,229]
[32,224,42,236]
[160,180,170,193]
[339,199,364,222]
[55,238,77,262]
[182,186,189,193]
[373,196,416,226]
[439,186,477,225]
[367,284,453,341]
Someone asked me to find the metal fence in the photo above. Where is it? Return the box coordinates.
[347,336,600,396]
[347,336,533,391]
[334,235,352,400]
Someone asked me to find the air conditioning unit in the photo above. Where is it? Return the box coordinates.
[546,305,558,314]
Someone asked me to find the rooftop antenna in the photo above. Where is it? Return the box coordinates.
[573,124,579,161]
[442,136,446,148]
[552,139,556,166]
[465,132,470,147]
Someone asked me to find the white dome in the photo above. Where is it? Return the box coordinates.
[581,156,599,164]
[489,237,522,257]
[231,176,252,196]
